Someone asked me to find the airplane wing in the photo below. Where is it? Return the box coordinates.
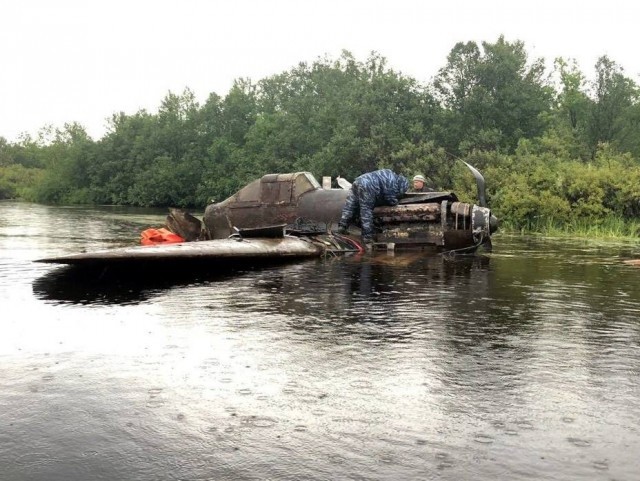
[36,236,324,266]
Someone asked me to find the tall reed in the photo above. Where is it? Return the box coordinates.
[499,216,640,240]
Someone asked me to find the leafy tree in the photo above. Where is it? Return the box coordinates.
[30,123,96,204]
[614,102,640,158]
[545,58,593,160]
[0,164,44,200]
[220,79,259,147]
[589,56,638,149]
[154,88,202,160]
[199,92,225,141]
[433,36,553,155]
[88,110,157,204]
[245,51,438,181]
[391,140,453,189]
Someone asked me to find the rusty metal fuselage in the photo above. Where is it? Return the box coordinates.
[203,172,497,253]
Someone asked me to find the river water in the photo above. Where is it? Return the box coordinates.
[1,200,639,481]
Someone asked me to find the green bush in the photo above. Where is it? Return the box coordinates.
[0,165,44,200]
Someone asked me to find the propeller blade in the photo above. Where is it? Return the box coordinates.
[461,161,487,207]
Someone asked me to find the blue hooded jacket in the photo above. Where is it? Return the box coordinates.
[352,169,410,207]
[338,169,409,241]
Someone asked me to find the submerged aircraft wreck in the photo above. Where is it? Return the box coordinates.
[37,163,498,266]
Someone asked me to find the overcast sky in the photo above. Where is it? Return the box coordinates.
[2,0,639,143]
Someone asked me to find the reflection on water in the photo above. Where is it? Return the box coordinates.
[2,201,640,481]
[32,260,301,305]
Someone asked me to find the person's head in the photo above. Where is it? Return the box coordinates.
[413,174,426,190]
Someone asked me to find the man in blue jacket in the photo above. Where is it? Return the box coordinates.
[337,169,410,248]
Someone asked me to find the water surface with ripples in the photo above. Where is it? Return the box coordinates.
[1,200,640,480]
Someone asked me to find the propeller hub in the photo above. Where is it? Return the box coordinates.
[471,205,494,243]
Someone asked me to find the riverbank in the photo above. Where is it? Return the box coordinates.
[499,216,640,241]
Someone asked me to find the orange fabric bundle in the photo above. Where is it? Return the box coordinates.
[140,228,185,246]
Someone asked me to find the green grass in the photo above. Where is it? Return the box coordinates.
[499,216,640,240]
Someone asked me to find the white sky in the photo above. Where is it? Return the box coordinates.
[2,0,639,143]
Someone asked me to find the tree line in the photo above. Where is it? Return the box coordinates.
[1,36,639,233]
